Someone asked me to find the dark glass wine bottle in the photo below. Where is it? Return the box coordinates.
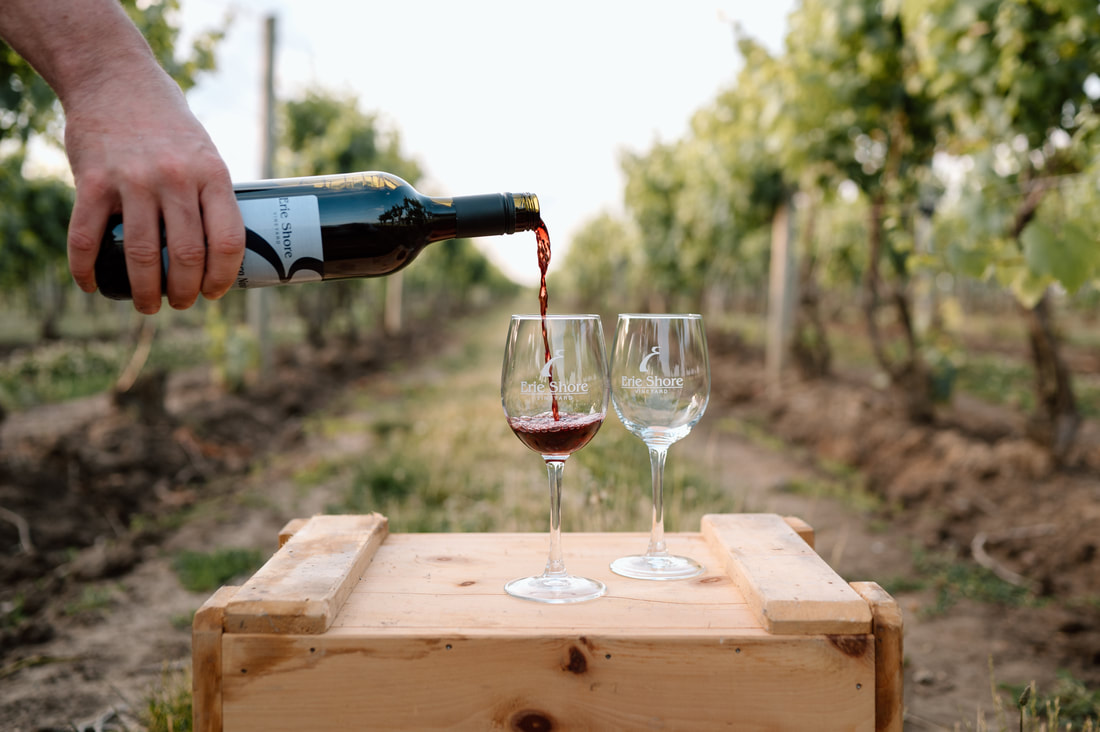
[93,171,541,300]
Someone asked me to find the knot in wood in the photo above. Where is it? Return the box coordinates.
[828,634,871,658]
[511,710,554,731]
[563,645,587,674]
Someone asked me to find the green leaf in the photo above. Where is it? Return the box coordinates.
[946,241,990,278]
[1022,219,1058,273]
[1022,219,1097,294]
[1009,268,1053,309]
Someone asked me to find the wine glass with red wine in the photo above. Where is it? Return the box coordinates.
[501,314,609,603]
[609,314,710,580]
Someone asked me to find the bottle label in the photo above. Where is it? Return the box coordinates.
[236,195,323,289]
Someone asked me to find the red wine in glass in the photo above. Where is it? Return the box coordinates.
[507,412,603,456]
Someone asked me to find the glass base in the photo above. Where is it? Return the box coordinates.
[610,554,704,580]
[504,574,606,604]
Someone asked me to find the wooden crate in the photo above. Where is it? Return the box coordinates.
[193,513,902,731]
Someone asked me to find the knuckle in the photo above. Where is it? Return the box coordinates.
[170,240,207,268]
[208,226,246,257]
[76,169,113,199]
[196,148,229,174]
[156,158,192,191]
[124,241,164,268]
[68,228,100,257]
[201,270,232,294]
[122,164,160,195]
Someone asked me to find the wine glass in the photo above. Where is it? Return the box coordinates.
[609,314,710,580]
[501,314,609,603]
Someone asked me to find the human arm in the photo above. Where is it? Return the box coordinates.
[0,0,244,313]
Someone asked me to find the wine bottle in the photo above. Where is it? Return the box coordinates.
[93,171,541,300]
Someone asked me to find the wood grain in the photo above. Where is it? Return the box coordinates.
[192,585,237,732]
[222,633,874,731]
[224,514,388,634]
[852,581,904,732]
[702,513,873,634]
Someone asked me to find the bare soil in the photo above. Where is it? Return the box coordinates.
[0,320,1097,731]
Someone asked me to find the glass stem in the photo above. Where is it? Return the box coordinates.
[542,458,567,578]
[645,444,670,558]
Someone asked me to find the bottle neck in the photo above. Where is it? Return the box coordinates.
[451,192,540,239]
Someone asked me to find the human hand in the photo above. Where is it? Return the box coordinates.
[63,66,244,313]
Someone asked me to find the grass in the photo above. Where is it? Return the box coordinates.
[62,584,118,618]
[954,354,1035,411]
[0,294,315,413]
[879,545,1039,618]
[171,548,265,594]
[950,351,1099,418]
[140,665,193,732]
[974,662,1100,732]
[774,474,883,514]
[1007,672,1100,730]
[0,329,210,410]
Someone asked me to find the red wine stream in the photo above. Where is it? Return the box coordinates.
[536,219,560,421]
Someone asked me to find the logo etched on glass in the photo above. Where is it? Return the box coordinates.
[540,349,565,379]
[620,344,684,394]
[521,349,590,397]
[639,346,661,372]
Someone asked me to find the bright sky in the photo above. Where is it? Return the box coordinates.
[181,1,793,284]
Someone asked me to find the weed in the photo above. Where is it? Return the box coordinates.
[912,547,1038,617]
[775,474,881,514]
[878,573,927,595]
[1003,672,1100,730]
[169,611,195,632]
[715,415,789,453]
[0,594,26,629]
[291,457,351,488]
[973,660,1100,731]
[0,331,207,411]
[62,585,117,617]
[171,548,265,593]
[954,355,1035,413]
[139,664,193,732]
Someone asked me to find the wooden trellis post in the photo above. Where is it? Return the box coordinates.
[766,199,798,391]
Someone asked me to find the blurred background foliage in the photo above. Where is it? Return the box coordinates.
[1,0,1099,456]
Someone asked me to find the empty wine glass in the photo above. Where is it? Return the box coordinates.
[501,314,609,603]
[610,314,710,580]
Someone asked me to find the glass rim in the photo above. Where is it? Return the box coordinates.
[617,313,703,319]
[510,313,601,320]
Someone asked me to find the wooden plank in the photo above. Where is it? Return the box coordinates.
[333,593,759,634]
[334,532,758,633]
[852,581,904,732]
[225,514,388,635]
[192,585,237,732]
[782,515,815,549]
[277,517,310,547]
[222,632,875,732]
[702,513,872,635]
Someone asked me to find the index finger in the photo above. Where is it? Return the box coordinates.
[67,175,114,293]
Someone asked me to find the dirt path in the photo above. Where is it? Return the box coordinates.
[1,308,1096,730]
